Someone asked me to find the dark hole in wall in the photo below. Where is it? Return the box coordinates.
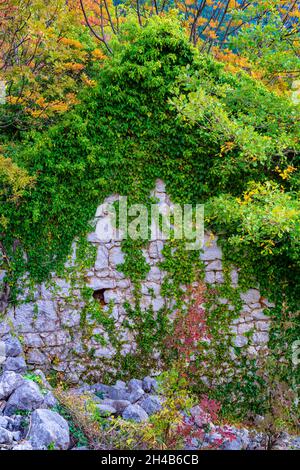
[92,289,105,305]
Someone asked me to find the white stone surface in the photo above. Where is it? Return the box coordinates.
[95,246,109,270]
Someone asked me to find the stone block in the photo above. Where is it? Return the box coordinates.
[204,271,215,284]
[233,335,248,348]
[206,260,222,271]
[95,246,109,270]
[252,332,269,345]
[240,289,260,305]
[109,247,125,267]
[88,277,116,290]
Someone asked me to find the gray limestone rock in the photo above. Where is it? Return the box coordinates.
[13,441,33,450]
[5,380,44,415]
[128,379,143,392]
[0,427,14,445]
[4,336,23,358]
[142,376,158,393]
[240,289,260,305]
[29,409,70,450]
[3,356,27,374]
[96,404,117,416]
[140,395,163,416]
[122,404,148,423]
[0,372,25,400]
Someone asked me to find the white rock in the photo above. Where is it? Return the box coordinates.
[256,321,270,331]
[233,336,248,348]
[88,277,116,290]
[155,179,166,192]
[94,347,115,359]
[218,298,229,305]
[104,194,120,204]
[261,298,275,308]
[107,400,131,413]
[252,309,270,321]
[60,309,81,328]
[140,296,152,309]
[140,395,162,416]
[0,270,5,283]
[5,381,44,415]
[206,260,222,271]
[142,376,158,393]
[115,380,127,389]
[155,192,167,205]
[34,300,58,332]
[96,404,116,416]
[13,442,33,450]
[11,304,35,333]
[249,303,261,309]
[141,282,160,296]
[3,356,27,374]
[128,379,143,392]
[23,333,44,348]
[87,232,101,243]
[95,268,110,278]
[41,330,71,347]
[204,271,215,284]
[109,247,125,267]
[55,279,71,297]
[230,269,239,287]
[0,427,14,444]
[116,279,131,289]
[103,289,120,304]
[240,289,260,304]
[0,417,9,428]
[4,336,23,357]
[122,404,148,422]
[200,242,222,261]
[95,246,109,270]
[43,391,58,408]
[252,332,269,345]
[27,349,47,365]
[156,241,164,258]
[215,272,224,284]
[97,218,115,243]
[0,321,11,336]
[247,346,258,357]
[237,323,253,335]
[149,242,158,258]
[229,325,238,334]
[0,371,24,400]
[152,297,165,312]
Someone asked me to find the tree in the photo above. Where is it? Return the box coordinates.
[0,0,101,134]
[78,0,300,89]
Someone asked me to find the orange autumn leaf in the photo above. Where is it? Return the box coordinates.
[64,62,85,72]
[92,49,108,61]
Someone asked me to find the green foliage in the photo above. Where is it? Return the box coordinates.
[4,14,298,283]
[229,7,300,90]
[23,373,44,387]
[171,59,299,195]
[207,181,300,258]
[119,240,150,286]
[53,403,89,448]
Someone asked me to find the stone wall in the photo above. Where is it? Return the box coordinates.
[0,180,274,384]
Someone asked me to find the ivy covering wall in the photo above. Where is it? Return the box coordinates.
[1,15,299,419]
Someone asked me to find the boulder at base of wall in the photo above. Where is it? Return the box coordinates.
[28,409,70,450]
